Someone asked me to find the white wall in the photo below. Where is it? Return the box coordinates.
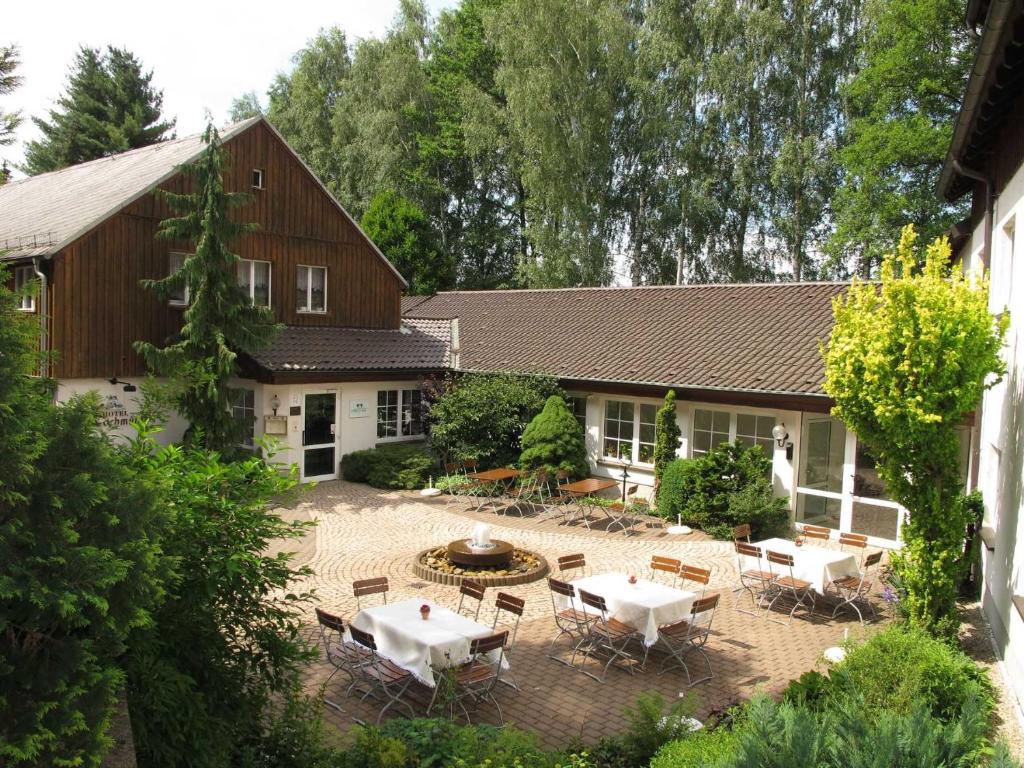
[55,377,189,445]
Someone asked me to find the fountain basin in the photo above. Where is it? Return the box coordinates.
[413,545,549,587]
[447,538,515,568]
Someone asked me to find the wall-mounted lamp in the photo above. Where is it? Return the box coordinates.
[271,394,281,415]
[108,377,137,392]
[772,423,794,461]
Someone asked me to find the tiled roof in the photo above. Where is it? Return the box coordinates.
[403,283,849,396]
[249,319,450,373]
[0,119,260,259]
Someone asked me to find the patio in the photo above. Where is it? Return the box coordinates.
[282,480,884,748]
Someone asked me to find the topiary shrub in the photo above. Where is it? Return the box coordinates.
[341,443,436,490]
[657,440,788,539]
[519,395,589,478]
[653,390,682,487]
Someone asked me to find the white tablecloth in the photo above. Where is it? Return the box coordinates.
[348,599,501,687]
[738,538,859,594]
[557,572,698,646]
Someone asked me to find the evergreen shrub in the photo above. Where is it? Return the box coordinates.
[340,442,436,489]
[519,395,589,478]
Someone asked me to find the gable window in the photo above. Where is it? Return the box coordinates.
[692,409,730,456]
[167,252,189,306]
[230,388,256,448]
[603,400,658,465]
[377,389,423,440]
[238,259,271,307]
[252,168,265,190]
[14,265,35,311]
[296,265,326,313]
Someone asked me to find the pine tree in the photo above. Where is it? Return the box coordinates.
[22,46,174,175]
[652,389,681,486]
[0,45,22,149]
[135,123,280,451]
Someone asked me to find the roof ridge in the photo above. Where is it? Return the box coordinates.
[427,281,853,297]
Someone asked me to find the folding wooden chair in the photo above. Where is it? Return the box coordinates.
[577,589,644,682]
[801,524,831,542]
[353,576,389,610]
[838,532,869,566]
[492,592,525,689]
[655,593,720,686]
[432,631,509,725]
[547,577,595,667]
[504,472,539,516]
[828,550,882,624]
[456,579,486,621]
[765,550,816,625]
[649,555,682,586]
[732,523,752,544]
[556,553,587,578]
[443,461,468,509]
[347,625,417,724]
[314,608,371,713]
[735,542,774,616]
[680,564,711,597]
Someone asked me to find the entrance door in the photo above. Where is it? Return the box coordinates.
[302,391,337,481]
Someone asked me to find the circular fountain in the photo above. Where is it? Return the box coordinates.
[413,523,548,587]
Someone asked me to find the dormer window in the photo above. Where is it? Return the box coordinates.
[251,168,265,190]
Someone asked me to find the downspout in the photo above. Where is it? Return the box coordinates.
[953,158,995,270]
[31,256,49,379]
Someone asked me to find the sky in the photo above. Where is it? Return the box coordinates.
[2,0,455,175]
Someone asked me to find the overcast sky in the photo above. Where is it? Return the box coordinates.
[3,0,455,174]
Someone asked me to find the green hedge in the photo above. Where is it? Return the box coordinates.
[340,442,436,490]
[656,440,788,539]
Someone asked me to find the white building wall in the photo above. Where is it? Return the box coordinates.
[55,378,190,445]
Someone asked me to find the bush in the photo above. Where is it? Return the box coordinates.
[653,390,682,486]
[519,395,589,478]
[650,728,736,768]
[572,693,691,768]
[341,443,436,489]
[657,440,788,539]
[428,373,563,468]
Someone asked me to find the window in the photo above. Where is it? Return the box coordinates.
[252,168,265,189]
[296,265,326,313]
[167,252,189,306]
[14,265,35,311]
[377,389,423,439]
[692,409,730,456]
[238,259,271,307]
[230,388,256,448]
[736,413,775,456]
[637,404,657,463]
[567,395,588,429]
[602,400,659,465]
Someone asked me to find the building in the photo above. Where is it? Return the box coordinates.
[940,0,1024,714]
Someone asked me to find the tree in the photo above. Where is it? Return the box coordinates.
[827,0,973,277]
[823,226,1008,637]
[361,189,454,294]
[135,123,280,451]
[228,91,263,122]
[0,45,22,150]
[0,265,167,767]
[652,390,681,485]
[519,395,589,478]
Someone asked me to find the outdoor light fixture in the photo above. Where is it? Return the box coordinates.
[271,394,281,415]
[107,377,137,393]
[772,423,794,461]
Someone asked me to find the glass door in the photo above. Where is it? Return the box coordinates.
[302,391,337,481]
[795,415,847,531]
[849,440,902,541]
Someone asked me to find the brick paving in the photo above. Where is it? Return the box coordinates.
[282,481,886,749]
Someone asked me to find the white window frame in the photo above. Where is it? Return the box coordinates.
[252,168,265,190]
[600,397,660,467]
[691,407,732,457]
[14,265,35,311]
[690,406,780,459]
[376,388,424,442]
[565,394,588,429]
[238,258,272,307]
[167,251,190,307]
[296,264,327,314]
[230,388,257,448]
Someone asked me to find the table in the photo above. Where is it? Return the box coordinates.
[557,572,698,646]
[559,478,619,529]
[740,538,859,594]
[467,468,525,513]
[348,598,503,687]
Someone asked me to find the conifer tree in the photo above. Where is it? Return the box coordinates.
[135,123,280,451]
[519,395,588,478]
[0,45,22,150]
[23,46,174,174]
[653,389,681,485]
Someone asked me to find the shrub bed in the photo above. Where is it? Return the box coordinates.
[340,442,436,490]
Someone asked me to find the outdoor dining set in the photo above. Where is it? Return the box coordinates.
[444,459,649,533]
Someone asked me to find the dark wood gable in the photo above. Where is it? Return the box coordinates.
[47,120,406,379]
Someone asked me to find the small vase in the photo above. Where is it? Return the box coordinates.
[420,609,430,621]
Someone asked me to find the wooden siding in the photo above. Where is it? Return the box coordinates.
[50,121,404,379]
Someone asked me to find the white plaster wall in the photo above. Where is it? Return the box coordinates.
[55,377,190,445]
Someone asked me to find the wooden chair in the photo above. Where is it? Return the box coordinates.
[577,589,644,682]
[656,592,720,686]
[492,592,526,688]
[353,576,389,610]
[444,461,468,508]
[505,472,539,516]
[556,553,587,578]
[546,577,595,667]
[314,608,371,712]
[431,631,509,725]
[838,532,869,565]
[732,523,752,543]
[680,564,711,597]
[800,524,831,542]
[828,551,883,624]
[347,625,417,724]
[456,579,486,621]
[649,555,682,586]
[765,550,816,625]
[735,542,774,616]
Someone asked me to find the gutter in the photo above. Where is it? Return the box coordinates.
[952,159,996,269]
[31,256,49,379]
